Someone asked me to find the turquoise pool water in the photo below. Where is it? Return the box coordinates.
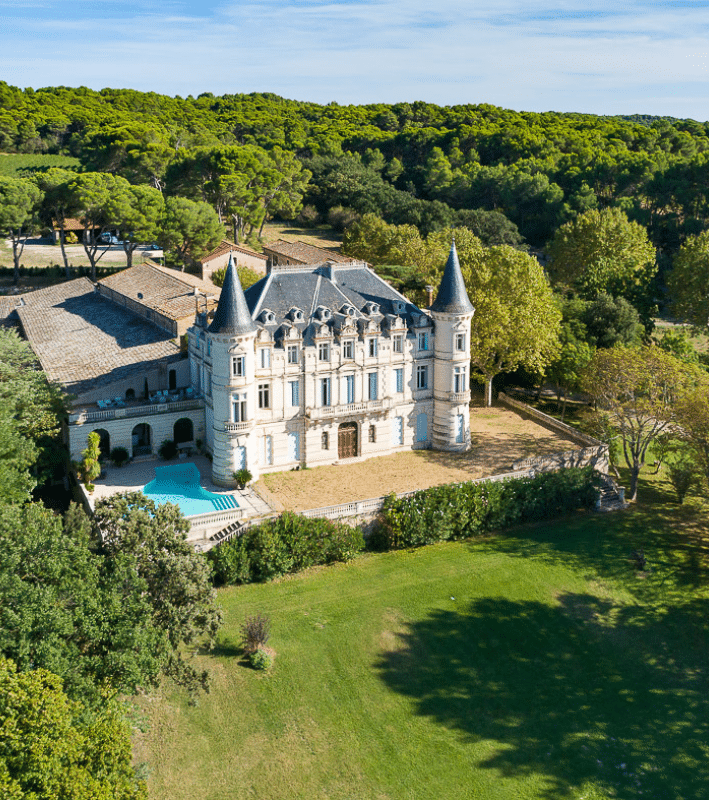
[143,463,239,517]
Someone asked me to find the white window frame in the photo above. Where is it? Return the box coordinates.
[454,366,466,393]
[287,344,299,364]
[342,339,354,360]
[318,342,330,361]
[368,337,378,357]
[416,364,428,390]
[258,383,270,409]
[392,334,403,353]
[418,332,429,351]
[455,333,466,352]
[259,348,271,369]
[321,377,331,407]
[231,355,245,377]
[232,392,247,422]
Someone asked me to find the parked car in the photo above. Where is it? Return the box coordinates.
[98,233,121,245]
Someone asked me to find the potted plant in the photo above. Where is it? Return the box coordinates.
[158,439,178,460]
[233,467,253,489]
[110,446,129,467]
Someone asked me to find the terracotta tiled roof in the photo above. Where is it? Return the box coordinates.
[201,239,268,264]
[262,240,351,264]
[52,217,88,232]
[98,264,220,321]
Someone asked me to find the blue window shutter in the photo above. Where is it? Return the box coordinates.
[456,414,464,443]
[369,372,378,400]
[416,413,428,442]
[395,368,403,393]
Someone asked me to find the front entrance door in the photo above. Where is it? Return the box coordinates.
[338,422,358,459]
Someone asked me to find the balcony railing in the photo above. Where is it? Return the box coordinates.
[306,399,387,420]
[69,396,203,425]
[223,420,254,433]
[449,391,471,404]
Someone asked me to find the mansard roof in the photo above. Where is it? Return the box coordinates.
[208,254,258,336]
[243,261,421,343]
[430,240,474,315]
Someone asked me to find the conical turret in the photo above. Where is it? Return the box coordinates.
[208,253,258,336]
[430,239,474,315]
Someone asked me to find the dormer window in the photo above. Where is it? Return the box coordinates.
[317,306,332,322]
[260,309,276,325]
[289,307,304,323]
[341,304,356,318]
[365,302,380,316]
[393,300,405,314]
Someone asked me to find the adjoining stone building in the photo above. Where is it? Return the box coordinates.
[199,239,268,284]
[261,239,354,267]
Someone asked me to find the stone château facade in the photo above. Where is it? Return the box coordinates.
[189,242,474,485]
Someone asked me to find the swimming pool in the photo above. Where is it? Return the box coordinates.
[142,463,239,517]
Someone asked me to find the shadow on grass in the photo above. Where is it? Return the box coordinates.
[473,495,709,603]
[376,594,709,799]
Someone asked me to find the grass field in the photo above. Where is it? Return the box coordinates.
[135,467,709,800]
[0,152,80,176]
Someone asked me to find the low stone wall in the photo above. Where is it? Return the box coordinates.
[298,468,535,528]
[497,392,604,447]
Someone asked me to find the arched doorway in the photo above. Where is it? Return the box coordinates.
[132,423,152,457]
[173,417,193,444]
[338,422,358,459]
[92,428,110,460]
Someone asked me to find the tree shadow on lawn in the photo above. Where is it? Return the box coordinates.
[376,593,709,799]
[474,497,709,601]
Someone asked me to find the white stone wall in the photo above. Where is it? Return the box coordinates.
[68,407,205,462]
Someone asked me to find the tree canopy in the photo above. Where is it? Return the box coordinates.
[582,346,700,501]
[460,243,562,405]
[546,208,657,318]
[667,230,709,327]
[0,658,146,800]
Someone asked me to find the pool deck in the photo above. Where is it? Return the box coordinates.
[91,455,274,520]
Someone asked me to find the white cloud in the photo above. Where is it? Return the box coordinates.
[1,0,709,117]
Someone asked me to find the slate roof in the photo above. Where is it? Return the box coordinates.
[98,264,220,321]
[430,241,474,315]
[208,254,258,336]
[243,261,423,344]
[15,278,180,398]
[201,239,267,264]
[262,239,352,264]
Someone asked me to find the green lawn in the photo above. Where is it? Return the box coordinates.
[136,471,709,800]
[0,152,80,177]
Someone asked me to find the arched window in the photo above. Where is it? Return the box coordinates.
[174,418,194,444]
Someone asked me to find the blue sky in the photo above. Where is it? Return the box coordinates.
[2,0,709,119]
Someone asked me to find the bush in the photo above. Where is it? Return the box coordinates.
[374,467,601,551]
[295,205,320,227]
[158,439,178,460]
[328,205,360,232]
[241,614,270,654]
[249,648,272,671]
[110,446,129,467]
[207,512,365,586]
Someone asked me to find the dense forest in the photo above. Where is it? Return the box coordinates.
[3,81,709,255]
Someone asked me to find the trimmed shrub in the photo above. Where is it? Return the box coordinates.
[207,512,365,586]
[110,446,129,467]
[249,648,272,671]
[374,467,601,550]
[158,439,178,460]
